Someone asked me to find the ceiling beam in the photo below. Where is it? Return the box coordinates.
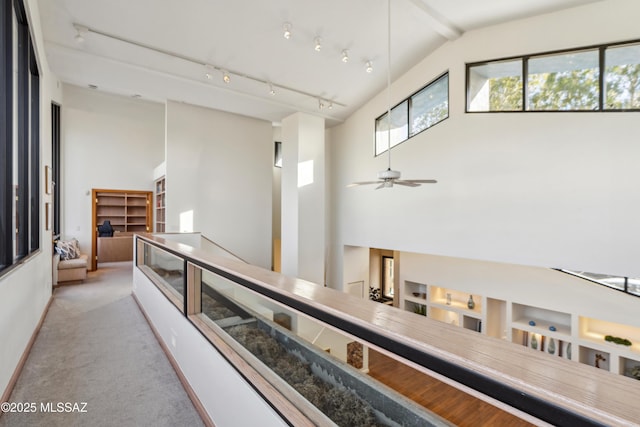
[408,0,462,40]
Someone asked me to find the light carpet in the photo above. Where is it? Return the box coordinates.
[0,262,204,427]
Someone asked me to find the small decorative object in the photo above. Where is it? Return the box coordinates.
[567,343,572,360]
[604,335,632,346]
[467,295,475,309]
[548,338,556,354]
[531,334,538,350]
[528,320,536,327]
[549,325,557,332]
[413,305,426,316]
[446,293,452,305]
[595,353,606,369]
[629,365,640,380]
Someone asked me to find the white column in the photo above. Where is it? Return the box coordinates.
[281,113,325,285]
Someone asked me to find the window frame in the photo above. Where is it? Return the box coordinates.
[466,38,640,113]
[0,0,40,277]
[374,71,449,157]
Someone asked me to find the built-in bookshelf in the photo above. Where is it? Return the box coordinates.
[401,280,640,379]
[155,176,166,232]
[91,189,152,270]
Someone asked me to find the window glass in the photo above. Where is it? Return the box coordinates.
[527,50,599,111]
[605,43,640,110]
[375,100,408,156]
[410,74,448,135]
[468,60,522,112]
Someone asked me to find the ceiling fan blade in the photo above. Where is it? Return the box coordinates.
[405,179,438,184]
[346,181,380,188]
[394,180,420,187]
[375,182,386,190]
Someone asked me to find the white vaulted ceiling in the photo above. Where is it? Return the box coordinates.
[37,0,602,126]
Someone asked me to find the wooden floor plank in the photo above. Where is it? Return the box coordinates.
[367,349,534,427]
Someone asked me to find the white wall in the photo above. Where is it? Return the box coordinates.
[0,0,61,399]
[399,251,640,329]
[62,85,165,261]
[165,101,273,269]
[132,269,287,427]
[328,0,640,289]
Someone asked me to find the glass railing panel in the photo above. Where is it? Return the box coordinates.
[139,241,185,307]
[559,269,640,297]
[194,268,465,427]
[628,278,640,296]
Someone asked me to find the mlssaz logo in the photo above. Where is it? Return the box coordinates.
[40,402,88,413]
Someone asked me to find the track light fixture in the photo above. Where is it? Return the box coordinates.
[365,61,373,73]
[341,49,349,63]
[73,24,88,43]
[318,99,325,109]
[71,22,347,113]
[314,37,322,52]
[283,22,292,39]
[204,64,214,80]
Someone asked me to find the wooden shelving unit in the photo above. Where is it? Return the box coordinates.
[155,176,166,232]
[400,279,640,380]
[91,189,152,270]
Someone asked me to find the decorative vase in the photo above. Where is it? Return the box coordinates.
[446,293,451,305]
[531,334,538,350]
[467,295,475,310]
[548,338,556,354]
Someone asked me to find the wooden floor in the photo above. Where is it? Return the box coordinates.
[367,349,534,427]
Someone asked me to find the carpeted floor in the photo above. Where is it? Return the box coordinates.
[0,262,204,427]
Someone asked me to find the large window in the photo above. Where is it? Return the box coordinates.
[375,72,448,156]
[467,40,640,112]
[0,0,40,275]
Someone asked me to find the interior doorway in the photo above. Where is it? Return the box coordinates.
[382,256,394,300]
[367,248,395,305]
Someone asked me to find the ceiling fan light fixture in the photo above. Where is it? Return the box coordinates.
[347,0,437,190]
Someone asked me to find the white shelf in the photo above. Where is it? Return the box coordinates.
[512,318,571,339]
[430,301,482,319]
[579,331,640,357]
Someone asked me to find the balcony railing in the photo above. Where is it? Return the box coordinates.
[133,233,639,426]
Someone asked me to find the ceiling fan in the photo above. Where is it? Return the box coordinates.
[348,0,437,190]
